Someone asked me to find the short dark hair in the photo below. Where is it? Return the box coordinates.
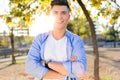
[50,0,70,11]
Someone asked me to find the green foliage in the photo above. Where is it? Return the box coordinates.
[90,0,120,23]
[38,0,51,15]
[98,21,120,42]
[89,0,101,8]
[0,37,9,47]
[107,22,119,40]
[5,0,52,30]
[88,0,120,41]
[6,0,120,41]
[15,36,34,45]
[67,17,89,38]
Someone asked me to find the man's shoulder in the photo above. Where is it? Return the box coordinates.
[66,30,81,40]
[36,31,49,38]
[34,31,50,42]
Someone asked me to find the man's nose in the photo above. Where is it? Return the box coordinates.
[56,13,62,19]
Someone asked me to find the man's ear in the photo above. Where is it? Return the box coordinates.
[68,15,70,20]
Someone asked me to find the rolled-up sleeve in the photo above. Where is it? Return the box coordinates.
[62,61,71,75]
[25,35,48,79]
[72,38,86,77]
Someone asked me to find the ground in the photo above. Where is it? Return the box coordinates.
[0,47,120,80]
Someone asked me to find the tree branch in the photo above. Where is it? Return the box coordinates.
[111,0,120,8]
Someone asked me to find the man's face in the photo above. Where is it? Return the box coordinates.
[50,5,70,30]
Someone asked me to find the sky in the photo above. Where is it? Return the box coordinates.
[0,0,9,15]
[0,0,9,33]
[30,13,53,36]
[0,19,9,32]
[0,0,10,34]
[0,0,120,36]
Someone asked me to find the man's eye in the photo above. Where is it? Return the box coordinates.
[62,12,66,15]
[53,11,58,14]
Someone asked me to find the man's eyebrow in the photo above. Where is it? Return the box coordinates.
[52,10,67,12]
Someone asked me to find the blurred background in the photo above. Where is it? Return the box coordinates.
[0,0,120,80]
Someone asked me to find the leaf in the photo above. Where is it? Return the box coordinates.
[109,19,113,24]
[6,17,12,23]
[25,15,30,21]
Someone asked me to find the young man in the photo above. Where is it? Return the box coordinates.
[25,0,86,80]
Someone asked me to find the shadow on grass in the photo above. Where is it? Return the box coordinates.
[86,48,120,70]
[0,63,13,70]
[0,59,25,70]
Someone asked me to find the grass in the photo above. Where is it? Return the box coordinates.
[101,76,112,80]
[5,59,25,65]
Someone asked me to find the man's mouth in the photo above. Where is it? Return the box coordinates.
[56,21,64,24]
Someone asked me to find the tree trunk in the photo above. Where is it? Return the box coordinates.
[113,35,116,48]
[77,0,99,80]
[113,26,116,48]
[10,28,16,64]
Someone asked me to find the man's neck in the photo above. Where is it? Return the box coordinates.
[52,29,66,40]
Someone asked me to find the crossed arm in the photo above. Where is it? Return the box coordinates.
[42,56,77,79]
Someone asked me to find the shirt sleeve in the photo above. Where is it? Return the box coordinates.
[63,37,86,77]
[25,35,48,79]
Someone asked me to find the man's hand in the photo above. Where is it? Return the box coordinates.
[70,56,77,62]
[41,60,51,69]
[48,61,68,76]
[43,69,64,79]
[41,60,46,66]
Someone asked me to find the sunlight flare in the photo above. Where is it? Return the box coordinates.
[30,13,54,36]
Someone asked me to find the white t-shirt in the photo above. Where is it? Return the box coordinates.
[43,33,67,80]
[44,33,67,62]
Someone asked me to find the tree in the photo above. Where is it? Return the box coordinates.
[67,1,90,43]
[5,0,40,64]
[85,0,119,79]
[76,0,99,80]
[107,22,120,47]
